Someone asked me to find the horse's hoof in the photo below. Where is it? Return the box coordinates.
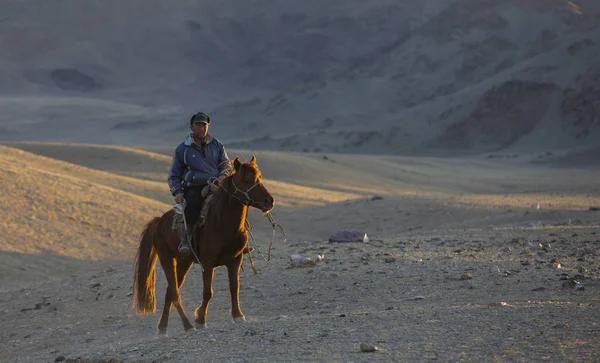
[233,316,247,324]
[195,322,208,329]
[157,331,168,339]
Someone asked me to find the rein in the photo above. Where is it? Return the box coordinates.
[220,178,287,272]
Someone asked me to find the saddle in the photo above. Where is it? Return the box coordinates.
[171,184,214,233]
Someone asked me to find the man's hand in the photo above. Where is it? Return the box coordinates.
[174,193,185,204]
[213,175,224,187]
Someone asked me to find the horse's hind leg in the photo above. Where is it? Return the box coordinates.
[227,255,246,324]
[156,256,174,336]
[157,257,194,335]
[194,266,214,329]
[173,258,194,331]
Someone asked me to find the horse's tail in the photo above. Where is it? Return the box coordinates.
[132,216,160,315]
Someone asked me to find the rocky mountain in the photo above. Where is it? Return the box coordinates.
[1,0,599,155]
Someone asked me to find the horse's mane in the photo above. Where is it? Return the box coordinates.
[204,174,234,227]
[201,159,256,228]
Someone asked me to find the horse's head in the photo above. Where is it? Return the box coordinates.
[229,155,274,213]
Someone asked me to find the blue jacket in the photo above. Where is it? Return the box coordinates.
[168,133,231,196]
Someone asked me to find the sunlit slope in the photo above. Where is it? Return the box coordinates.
[7,142,370,206]
[7,142,599,212]
[0,145,168,261]
[2,141,173,182]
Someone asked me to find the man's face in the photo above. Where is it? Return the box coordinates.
[191,122,208,139]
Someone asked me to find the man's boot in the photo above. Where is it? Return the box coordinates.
[178,224,192,258]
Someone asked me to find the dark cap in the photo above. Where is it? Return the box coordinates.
[190,112,210,125]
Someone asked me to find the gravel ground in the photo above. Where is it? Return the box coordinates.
[2,225,598,363]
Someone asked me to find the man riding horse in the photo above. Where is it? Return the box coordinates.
[167,111,232,257]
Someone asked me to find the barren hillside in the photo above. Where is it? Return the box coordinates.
[1,1,599,156]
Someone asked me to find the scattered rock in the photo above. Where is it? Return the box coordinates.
[532,287,546,291]
[488,301,510,307]
[518,221,542,228]
[405,256,422,263]
[21,297,52,312]
[562,279,585,291]
[552,322,569,329]
[384,257,396,263]
[589,206,600,211]
[578,247,595,256]
[460,274,473,280]
[531,203,540,209]
[35,302,51,310]
[511,237,525,245]
[490,265,501,273]
[290,254,323,268]
[526,242,545,251]
[360,343,379,352]
[371,195,383,201]
[55,357,66,362]
[329,229,369,243]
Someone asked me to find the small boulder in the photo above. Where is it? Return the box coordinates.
[360,343,379,352]
[329,229,369,243]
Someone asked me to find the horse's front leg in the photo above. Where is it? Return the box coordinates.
[194,266,214,329]
[227,254,246,324]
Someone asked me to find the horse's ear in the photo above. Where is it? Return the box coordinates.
[250,155,256,164]
[233,157,241,171]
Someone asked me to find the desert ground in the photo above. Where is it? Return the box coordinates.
[0,142,598,362]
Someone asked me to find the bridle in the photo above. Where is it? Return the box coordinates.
[222,179,264,207]
[217,172,287,269]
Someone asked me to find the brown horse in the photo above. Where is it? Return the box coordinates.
[132,155,274,336]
